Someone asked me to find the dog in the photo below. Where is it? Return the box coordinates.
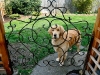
[48,25,81,66]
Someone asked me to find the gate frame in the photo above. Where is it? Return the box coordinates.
[0,11,13,75]
[0,6,100,75]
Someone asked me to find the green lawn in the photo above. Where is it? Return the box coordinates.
[4,14,96,74]
[4,14,96,47]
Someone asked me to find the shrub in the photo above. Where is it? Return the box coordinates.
[5,1,12,15]
[5,0,41,15]
[72,0,93,14]
[32,11,41,16]
[9,14,20,19]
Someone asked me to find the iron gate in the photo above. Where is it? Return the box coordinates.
[5,0,93,75]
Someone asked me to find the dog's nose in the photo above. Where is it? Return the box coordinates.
[54,34,57,39]
[54,34,56,37]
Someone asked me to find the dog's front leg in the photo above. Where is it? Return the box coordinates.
[57,50,65,66]
[53,47,60,61]
[76,42,82,55]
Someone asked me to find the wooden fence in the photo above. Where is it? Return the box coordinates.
[84,8,100,75]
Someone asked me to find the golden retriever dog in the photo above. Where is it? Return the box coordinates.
[48,25,81,66]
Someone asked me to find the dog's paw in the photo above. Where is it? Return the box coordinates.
[59,62,64,66]
[79,52,83,55]
[56,58,59,61]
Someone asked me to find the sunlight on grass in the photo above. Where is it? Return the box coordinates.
[4,14,96,46]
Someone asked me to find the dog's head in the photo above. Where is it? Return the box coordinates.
[48,25,65,39]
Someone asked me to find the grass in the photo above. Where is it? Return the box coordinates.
[4,14,96,75]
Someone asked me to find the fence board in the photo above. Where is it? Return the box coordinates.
[90,55,100,69]
[88,63,97,75]
[92,47,100,57]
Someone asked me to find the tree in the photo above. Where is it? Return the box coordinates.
[5,0,41,15]
[92,0,100,13]
[72,0,93,14]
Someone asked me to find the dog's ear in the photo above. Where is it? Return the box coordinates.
[60,26,65,35]
[48,27,52,35]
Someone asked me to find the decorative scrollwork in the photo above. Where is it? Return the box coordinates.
[5,0,93,74]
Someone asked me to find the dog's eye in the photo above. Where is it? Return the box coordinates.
[57,29,59,31]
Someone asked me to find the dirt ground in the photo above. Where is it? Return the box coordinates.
[3,16,11,23]
[4,15,31,23]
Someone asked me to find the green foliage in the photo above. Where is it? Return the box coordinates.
[72,0,93,14]
[18,68,31,75]
[5,2,12,15]
[32,11,41,16]
[9,14,20,19]
[92,0,100,13]
[5,0,41,15]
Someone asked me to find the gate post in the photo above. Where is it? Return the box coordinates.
[0,11,13,75]
[84,8,100,74]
